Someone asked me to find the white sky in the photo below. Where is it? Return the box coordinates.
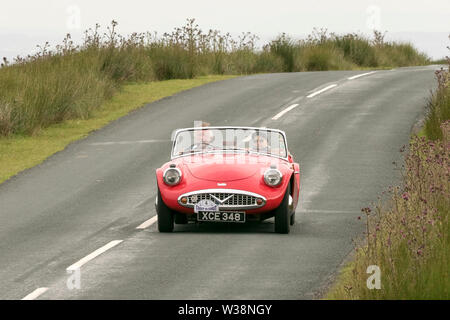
[0,0,449,59]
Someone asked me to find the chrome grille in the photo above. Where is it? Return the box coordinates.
[178,189,266,209]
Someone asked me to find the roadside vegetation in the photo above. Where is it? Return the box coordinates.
[328,44,449,299]
[0,19,430,137]
[0,75,234,184]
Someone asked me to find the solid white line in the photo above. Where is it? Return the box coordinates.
[66,240,123,271]
[136,216,158,229]
[22,287,48,300]
[306,84,338,98]
[271,104,299,120]
[348,71,376,80]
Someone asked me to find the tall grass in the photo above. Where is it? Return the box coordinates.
[328,49,449,300]
[425,56,450,140]
[0,19,431,136]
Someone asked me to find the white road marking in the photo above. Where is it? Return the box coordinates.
[66,240,123,271]
[347,71,376,80]
[306,84,338,98]
[89,139,166,146]
[271,104,299,120]
[22,287,48,300]
[136,216,158,229]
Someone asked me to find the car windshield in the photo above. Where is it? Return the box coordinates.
[172,128,287,158]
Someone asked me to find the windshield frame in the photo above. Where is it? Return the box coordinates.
[170,126,289,161]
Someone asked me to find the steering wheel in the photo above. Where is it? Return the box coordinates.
[185,142,215,152]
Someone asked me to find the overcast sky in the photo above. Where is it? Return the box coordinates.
[1,0,449,60]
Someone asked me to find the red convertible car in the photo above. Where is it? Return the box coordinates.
[155,126,300,233]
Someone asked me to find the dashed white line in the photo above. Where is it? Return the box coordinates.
[66,240,123,271]
[22,287,48,300]
[136,216,158,229]
[271,104,299,120]
[306,84,338,98]
[348,71,376,80]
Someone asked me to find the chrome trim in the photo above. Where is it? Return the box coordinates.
[163,167,182,186]
[172,150,289,162]
[170,126,289,161]
[288,195,294,213]
[177,189,267,210]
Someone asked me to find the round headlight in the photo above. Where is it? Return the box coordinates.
[264,168,282,187]
[163,167,182,186]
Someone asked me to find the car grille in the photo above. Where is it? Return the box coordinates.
[178,190,265,209]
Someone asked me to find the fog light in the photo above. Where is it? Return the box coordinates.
[180,197,188,204]
[256,198,263,205]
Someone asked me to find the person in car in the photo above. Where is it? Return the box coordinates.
[250,132,271,154]
[191,122,215,151]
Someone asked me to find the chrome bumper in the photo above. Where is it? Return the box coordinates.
[177,189,267,210]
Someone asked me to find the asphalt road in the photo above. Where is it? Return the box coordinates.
[0,66,439,299]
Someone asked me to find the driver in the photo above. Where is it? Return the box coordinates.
[191,122,215,151]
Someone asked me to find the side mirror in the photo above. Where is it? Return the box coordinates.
[288,153,293,163]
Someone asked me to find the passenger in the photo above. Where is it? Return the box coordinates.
[250,132,271,154]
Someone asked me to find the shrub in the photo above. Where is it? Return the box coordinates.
[0,20,431,137]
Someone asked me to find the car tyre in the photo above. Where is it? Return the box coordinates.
[290,211,295,226]
[274,184,290,234]
[157,187,174,232]
[174,213,188,224]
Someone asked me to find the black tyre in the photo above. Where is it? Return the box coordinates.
[290,211,295,226]
[157,187,174,232]
[274,184,291,234]
[174,213,188,224]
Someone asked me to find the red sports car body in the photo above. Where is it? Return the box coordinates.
[155,126,300,233]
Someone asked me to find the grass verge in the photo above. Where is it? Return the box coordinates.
[327,131,449,299]
[326,57,450,300]
[0,75,235,184]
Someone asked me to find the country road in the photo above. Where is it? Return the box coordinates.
[0,66,439,299]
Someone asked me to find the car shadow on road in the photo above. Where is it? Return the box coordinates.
[170,219,292,234]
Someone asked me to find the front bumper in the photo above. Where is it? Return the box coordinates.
[177,189,267,211]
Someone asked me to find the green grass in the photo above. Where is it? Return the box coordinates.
[0,75,235,184]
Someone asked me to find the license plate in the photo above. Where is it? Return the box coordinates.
[197,211,245,223]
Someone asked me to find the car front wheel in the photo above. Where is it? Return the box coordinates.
[156,187,174,232]
[274,184,291,234]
